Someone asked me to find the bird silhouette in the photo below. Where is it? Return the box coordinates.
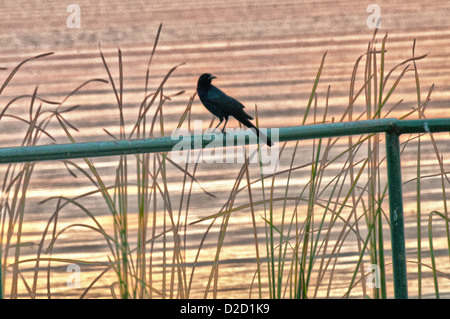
[196,73,273,147]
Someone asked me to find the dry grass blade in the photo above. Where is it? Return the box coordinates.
[129,62,186,139]
[145,23,163,95]
[0,52,54,96]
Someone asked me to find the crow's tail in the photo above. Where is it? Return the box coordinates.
[236,116,273,147]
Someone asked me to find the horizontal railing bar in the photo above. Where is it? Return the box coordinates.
[278,118,450,141]
[0,118,449,164]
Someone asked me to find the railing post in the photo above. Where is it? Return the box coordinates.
[385,131,408,299]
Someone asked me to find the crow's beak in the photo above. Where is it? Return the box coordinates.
[209,75,217,80]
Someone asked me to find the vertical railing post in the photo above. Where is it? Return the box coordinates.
[385,132,408,299]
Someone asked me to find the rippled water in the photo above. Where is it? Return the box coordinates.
[1,0,449,298]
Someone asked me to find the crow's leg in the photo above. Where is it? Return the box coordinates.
[220,116,229,134]
[214,117,224,131]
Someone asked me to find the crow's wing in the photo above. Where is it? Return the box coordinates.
[207,86,253,119]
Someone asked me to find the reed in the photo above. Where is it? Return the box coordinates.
[0,28,448,299]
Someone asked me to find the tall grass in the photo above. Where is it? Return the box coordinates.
[252,30,448,299]
[0,52,109,298]
[0,28,449,298]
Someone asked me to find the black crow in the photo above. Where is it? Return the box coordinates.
[197,73,273,147]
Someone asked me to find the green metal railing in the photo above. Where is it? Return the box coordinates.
[1,117,449,298]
